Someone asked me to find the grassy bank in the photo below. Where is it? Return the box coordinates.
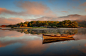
[13,27,46,29]
[13,27,32,29]
[32,27,46,28]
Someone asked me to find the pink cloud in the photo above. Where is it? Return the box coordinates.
[55,14,86,21]
[26,14,86,21]
[62,11,68,13]
[0,8,26,16]
[0,17,25,25]
[26,17,54,21]
[0,8,13,14]
[16,1,56,17]
[80,2,86,6]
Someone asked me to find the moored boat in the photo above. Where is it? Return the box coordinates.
[42,34,75,44]
[42,34,75,40]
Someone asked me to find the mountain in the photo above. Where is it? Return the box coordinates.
[76,20,86,27]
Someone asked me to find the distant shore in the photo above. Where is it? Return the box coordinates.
[0,27,85,29]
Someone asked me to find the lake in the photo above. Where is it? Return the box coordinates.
[0,28,86,56]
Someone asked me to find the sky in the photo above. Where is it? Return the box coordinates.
[0,0,86,25]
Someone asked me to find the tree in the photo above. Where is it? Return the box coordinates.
[23,24,27,27]
[71,21,78,28]
[10,20,78,28]
[24,21,29,24]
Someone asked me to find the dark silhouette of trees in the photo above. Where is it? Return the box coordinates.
[15,20,78,28]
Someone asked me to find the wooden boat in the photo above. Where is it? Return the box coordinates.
[42,34,75,40]
[42,34,75,44]
[43,38,75,44]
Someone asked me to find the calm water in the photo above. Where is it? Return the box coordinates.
[0,28,86,56]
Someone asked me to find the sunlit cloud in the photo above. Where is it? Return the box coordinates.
[0,17,25,25]
[85,9,86,12]
[26,14,86,21]
[16,1,56,17]
[26,17,55,21]
[0,0,86,24]
[0,14,86,25]
[80,2,86,6]
[62,11,68,13]
[56,14,86,21]
[0,8,26,16]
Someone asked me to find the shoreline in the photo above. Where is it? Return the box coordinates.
[0,27,85,29]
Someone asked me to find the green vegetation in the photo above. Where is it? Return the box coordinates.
[2,20,78,28]
[14,29,78,35]
[32,27,46,28]
[13,27,32,29]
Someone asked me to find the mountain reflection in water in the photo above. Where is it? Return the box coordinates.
[0,28,86,56]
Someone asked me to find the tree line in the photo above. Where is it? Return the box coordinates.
[14,20,78,28]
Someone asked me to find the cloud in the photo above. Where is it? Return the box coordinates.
[26,17,55,21]
[85,9,86,11]
[0,17,25,25]
[62,11,68,13]
[1,14,86,25]
[26,14,86,21]
[0,8,26,16]
[16,1,56,17]
[55,14,86,21]
[80,2,86,6]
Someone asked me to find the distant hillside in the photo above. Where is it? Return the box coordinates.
[76,20,86,27]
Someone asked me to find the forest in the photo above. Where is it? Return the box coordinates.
[10,20,78,28]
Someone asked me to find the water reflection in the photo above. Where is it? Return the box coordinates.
[0,30,24,37]
[0,28,86,56]
[42,34,75,44]
[12,28,78,35]
[11,28,78,44]
[15,40,49,55]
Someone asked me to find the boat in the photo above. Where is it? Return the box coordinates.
[42,34,75,39]
[42,34,75,44]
